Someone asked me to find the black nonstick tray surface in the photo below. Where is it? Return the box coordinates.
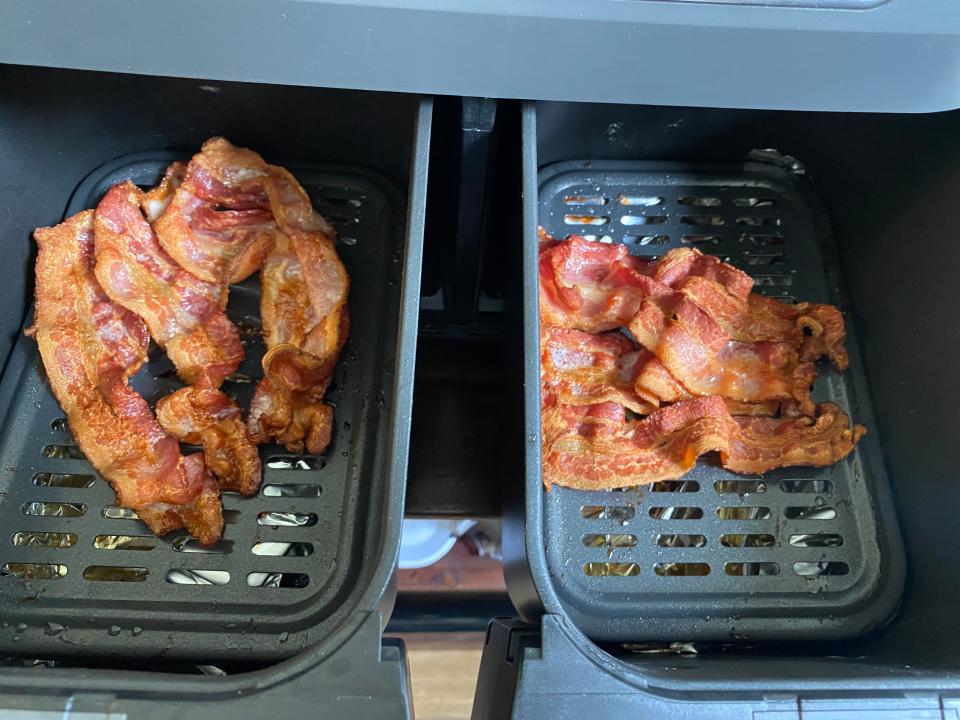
[521,158,905,641]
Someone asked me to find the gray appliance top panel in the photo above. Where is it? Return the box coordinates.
[1,0,960,113]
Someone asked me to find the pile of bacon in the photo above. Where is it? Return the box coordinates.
[539,230,865,490]
[29,139,348,545]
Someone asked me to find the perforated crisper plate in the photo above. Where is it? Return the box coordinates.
[531,160,904,642]
[0,153,406,661]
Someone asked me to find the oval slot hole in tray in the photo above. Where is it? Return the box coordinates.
[266,457,324,471]
[23,501,86,517]
[726,562,779,576]
[715,479,767,494]
[83,566,149,582]
[262,484,322,498]
[171,536,235,554]
[720,533,775,548]
[656,534,706,548]
[247,571,310,588]
[33,472,95,488]
[564,195,607,206]
[793,561,849,576]
[2,562,67,579]
[781,479,832,493]
[790,533,843,548]
[678,196,721,207]
[11,531,77,548]
[93,535,157,551]
[618,195,662,207]
[257,512,318,527]
[581,505,636,521]
[581,534,637,549]
[717,507,771,520]
[583,562,640,577]
[649,506,703,520]
[651,480,699,493]
[252,541,314,556]
[654,562,710,577]
[167,569,230,585]
[564,214,609,226]
[41,445,85,460]
[784,506,837,520]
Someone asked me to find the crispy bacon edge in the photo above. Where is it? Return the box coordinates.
[541,398,865,491]
[246,167,349,455]
[156,387,262,497]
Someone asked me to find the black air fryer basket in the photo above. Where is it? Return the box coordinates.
[510,102,906,642]
[0,64,429,716]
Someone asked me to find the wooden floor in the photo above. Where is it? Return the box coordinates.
[397,632,487,720]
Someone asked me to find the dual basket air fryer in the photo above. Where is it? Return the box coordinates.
[0,64,906,710]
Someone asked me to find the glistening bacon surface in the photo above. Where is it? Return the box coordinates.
[247,167,349,455]
[539,235,663,332]
[157,387,262,497]
[541,327,655,414]
[541,397,864,490]
[154,138,277,285]
[31,211,223,544]
[628,293,818,414]
[541,234,848,371]
[541,325,781,416]
[540,234,843,412]
[94,181,243,388]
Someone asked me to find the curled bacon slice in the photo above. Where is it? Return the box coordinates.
[94,180,243,388]
[154,138,276,285]
[31,211,223,544]
[248,345,336,454]
[541,397,864,490]
[157,387,262,496]
[541,234,848,376]
[539,235,663,332]
[541,326,655,414]
[247,167,349,455]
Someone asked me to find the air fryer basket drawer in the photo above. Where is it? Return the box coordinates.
[516,104,906,642]
[0,65,428,666]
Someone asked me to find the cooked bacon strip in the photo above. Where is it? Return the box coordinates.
[541,397,863,490]
[539,235,664,332]
[541,326,779,417]
[724,406,866,475]
[542,398,737,490]
[628,293,818,414]
[672,275,848,369]
[31,211,223,544]
[540,233,848,374]
[249,345,336,454]
[248,167,349,455]
[541,327,655,414]
[94,180,243,388]
[154,138,276,285]
[157,387,262,496]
